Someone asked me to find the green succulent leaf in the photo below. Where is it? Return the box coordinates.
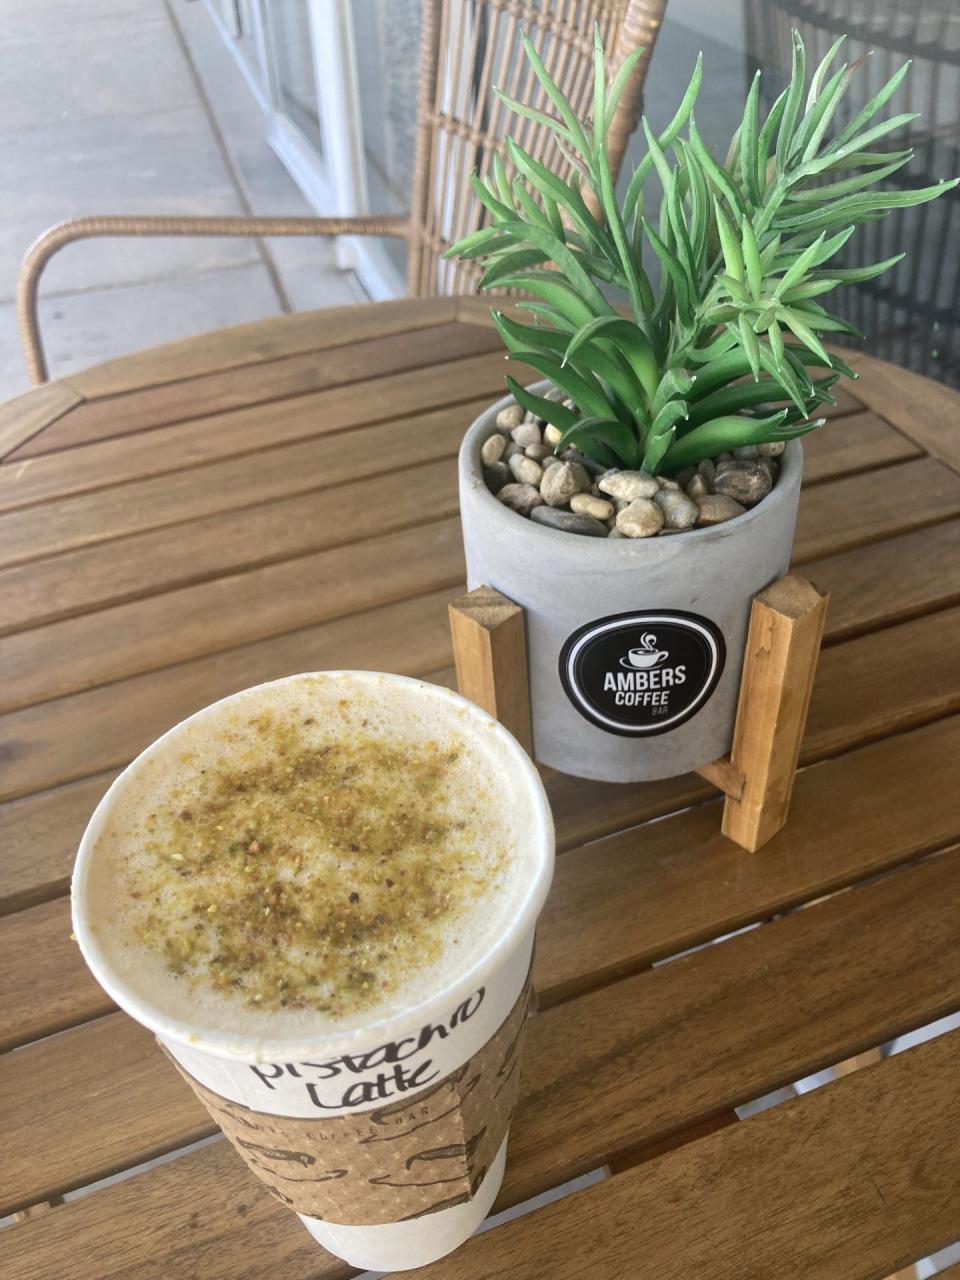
[831,60,912,152]
[776,29,807,170]
[689,115,744,213]
[562,315,659,405]
[493,273,598,330]
[653,368,697,415]
[504,377,578,433]
[604,43,647,133]
[507,349,622,422]
[805,36,845,110]
[491,90,574,149]
[557,415,643,469]
[663,409,791,470]
[479,248,549,288]
[446,29,956,476]
[623,53,703,219]
[518,31,592,160]
[643,422,677,473]
[739,72,762,204]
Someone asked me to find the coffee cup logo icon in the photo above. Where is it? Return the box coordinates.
[559,610,726,737]
[620,632,668,670]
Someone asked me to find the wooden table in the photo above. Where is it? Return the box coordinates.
[3,297,960,1279]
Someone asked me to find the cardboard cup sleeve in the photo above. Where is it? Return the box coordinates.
[163,976,531,1225]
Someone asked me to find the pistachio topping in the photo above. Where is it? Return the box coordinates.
[118,707,503,1018]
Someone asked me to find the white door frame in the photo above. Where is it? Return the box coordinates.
[206,0,407,300]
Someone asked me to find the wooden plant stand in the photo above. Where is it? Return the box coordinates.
[449,574,828,853]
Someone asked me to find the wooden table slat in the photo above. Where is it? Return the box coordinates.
[0,519,466,715]
[0,382,84,461]
[3,441,955,642]
[0,456,460,636]
[62,298,458,399]
[848,349,960,473]
[0,400,913,571]
[5,841,960,1270]
[0,771,119,916]
[535,713,960,1006]
[793,454,960,564]
[9,323,501,459]
[0,400,484,570]
[0,352,529,514]
[405,1030,960,1280]
[800,410,922,483]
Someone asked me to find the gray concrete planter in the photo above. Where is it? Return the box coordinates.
[458,384,803,782]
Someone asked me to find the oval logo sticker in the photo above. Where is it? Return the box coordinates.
[559,610,726,737]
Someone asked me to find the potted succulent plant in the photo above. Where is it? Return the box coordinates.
[449,30,957,784]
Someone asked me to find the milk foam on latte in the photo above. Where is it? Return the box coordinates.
[80,673,533,1041]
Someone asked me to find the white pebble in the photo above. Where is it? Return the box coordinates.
[508,454,543,486]
[616,498,664,538]
[495,404,524,432]
[497,483,543,515]
[655,488,699,530]
[481,433,506,466]
[570,493,615,521]
[540,460,591,507]
[510,421,542,448]
[598,470,659,501]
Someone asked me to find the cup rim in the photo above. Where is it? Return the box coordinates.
[71,671,555,1063]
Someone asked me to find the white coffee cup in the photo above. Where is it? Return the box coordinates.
[72,671,555,1271]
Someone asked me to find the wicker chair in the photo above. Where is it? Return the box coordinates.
[17,0,667,384]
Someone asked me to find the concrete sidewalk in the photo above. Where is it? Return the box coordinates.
[0,0,365,398]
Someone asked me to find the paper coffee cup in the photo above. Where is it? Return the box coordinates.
[72,672,554,1271]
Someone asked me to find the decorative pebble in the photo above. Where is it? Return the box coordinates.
[508,454,543,486]
[540,460,591,507]
[598,469,659,501]
[543,386,566,403]
[559,447,607,477]
[525,442,554,461]
[543,424,563,446]
[497,483,543,515]
[503,441,524,460]
[675,467,696,489]
[570,493,615,521]
[607,527,627,539]
[657,477,681,491]
[616,498,665,538]
[698,458,716,483]
[716,451,734,462]
[530,507,608,537]
[483,462,510,495]
[759,441,786,457]
[541,454,561,470]
[496,404,524,432]
[655,489,699,529]
[732,445,760,459]
[481,433,506,466]
[686,472,709,501]
[695,494,747,525]
[511,421,542,448]
[712,460,772,507]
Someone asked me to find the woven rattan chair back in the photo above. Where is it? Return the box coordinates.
[407,0,664,294]
[17,0,665,383]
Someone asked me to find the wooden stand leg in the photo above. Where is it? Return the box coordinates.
[710,574,828,851]
[448,575,827,854]
[448,586,533,757]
